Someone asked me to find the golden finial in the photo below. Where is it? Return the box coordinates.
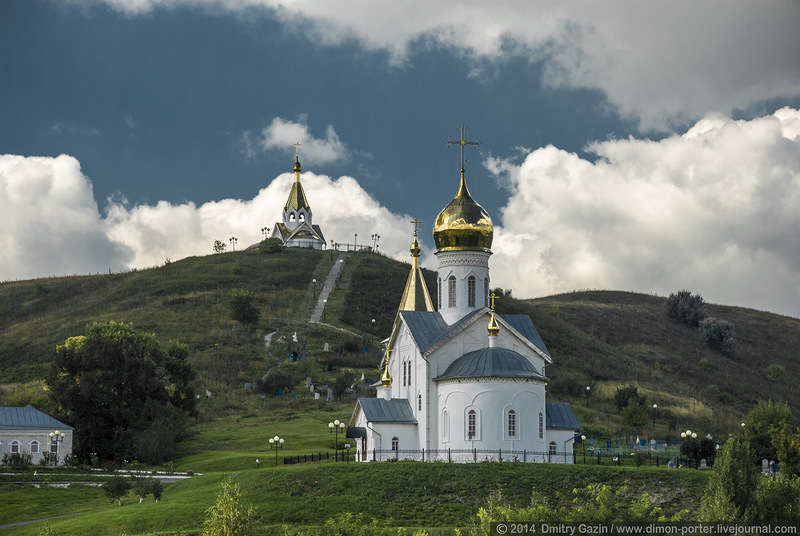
[381,347,393,387]
[293,142,302,173]
[446,125,480,172]
[410,218,421,257]
[488,293,499,337]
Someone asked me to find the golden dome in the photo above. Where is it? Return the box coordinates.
[433,169,493,252]
[293,157,301,173]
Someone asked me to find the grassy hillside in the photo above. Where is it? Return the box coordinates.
[1,248,799,437]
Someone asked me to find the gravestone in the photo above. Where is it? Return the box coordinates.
[762,459,769,474]
[293,331,298,342]
[306,377,312,388]
[324,342,329,351]
[327,387,333,402]
[699,458,707,468]
[314,392,320,400]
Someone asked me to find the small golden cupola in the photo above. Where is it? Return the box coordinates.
[433,127,493,253]
[398,219,435,313]
[488,292,500,345]
[381,347,393,387]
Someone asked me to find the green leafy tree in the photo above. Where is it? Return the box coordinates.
[745,399,794,463]
[666,290,705,327]
[103,475,132,506]
[757,475,800,523]
[213,239,226,253]
[258,237,284,253]
[229,289,259,329]
[700,317,736,356]
[620,401,649,429]
[46,322,196,464]
[614,385,647,412]
[772,423,800,477]
[765,364,786,381]
[150,478,164,503]
[203,477,258,536]
[680,436,717,467]
[699,437,759,523]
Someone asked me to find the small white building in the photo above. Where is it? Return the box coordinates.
[348,135,579,463]
[270,152,326,250]
[0,405,73,465]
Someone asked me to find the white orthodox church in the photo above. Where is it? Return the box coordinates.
[270,149,326,249]
[347,131,579,463]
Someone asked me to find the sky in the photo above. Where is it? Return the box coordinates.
[2,0,800,317]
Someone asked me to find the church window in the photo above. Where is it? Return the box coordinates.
[507,410,516,437]
[549,442,557,456]
[443,409,450,442]
[402,361,406,386]
[468,276,476,307]
[391,437,399,451]
[539,412,544,439]
[30,440,39,454]
[50,437,59,453]
[10,441,20,454]
[418,394,422,411]
[289,213,296,222]
[448,276,457,308]
[484,279,490,307]
[437,278,442,309]
[298,212,305,222]
[467,409,477,439]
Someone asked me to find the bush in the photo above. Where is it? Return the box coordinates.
[620,401,649,429]
[258,238,284,253]
[614,385,647,412]
[2,452,33,469]
[257,369,298,397]
[699,317,735,356]
[766,364,786,381]
[699,437,759,523]
[666,290,705,327]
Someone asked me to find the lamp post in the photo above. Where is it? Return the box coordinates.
[229,236,237,251]
[261,227,268,239]
[48,430,65,465]
[585,386,591,408]
[371,233,380,251]
[581,434,587,464]
[652,404,658,430]
[269,435,284,466]
[313,278,317,302]
[323,299,327,322]
[329,419,346,460]
[354,233,357,252]
[680,429,697,468]
[330,239,334,260]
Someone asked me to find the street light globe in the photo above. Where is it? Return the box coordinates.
[279,438,284,445]
[339,422,345,429]
[274,436,280,442]
[685,430,692,436]
[328,422,334,429]
[586,386,591,391]
[581,435,586,441]
[269,438,275,444]
[692,433,697,439]
[653,404,657,409]
[334,420,340,426]
[681,432,686,438]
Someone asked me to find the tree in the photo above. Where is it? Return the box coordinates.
[258,237,284,253]
[700,317,735,356]
[104,476,132,507]
[203,477,258,536]
[757,475,800,523]
[680,436,717,467]
[229,289,259,329]
[46,322,196,464]
[772,423,800,477]
[745,399,794,463]
[614,385,647,412]
[665,290,705,327]
[620,401,649,429]
[698,437,759,523]
[213,240,226,253]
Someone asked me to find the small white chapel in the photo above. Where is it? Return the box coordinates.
[270,145,326,249]
[347,128,579,463]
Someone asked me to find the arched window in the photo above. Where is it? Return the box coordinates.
[391,437,399,451]
[437,278,442,309]
[50,437,59,453]
[485,279,490,307]
[507,409,516,437]
[468,276,476,307]
[467,409,477,440]
[298,212,305,222]
[10,440,20,454]
[418,393,422,411]
[402,361,406,386]
[442,409,450,442]
[289,212,296,222]
[448,276,457,308]
[539,412,544,439]
[30,440,40,454]
[549,442,557,455]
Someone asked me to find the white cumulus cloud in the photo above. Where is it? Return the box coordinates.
[241,116,352,165]
[488,107,800,317]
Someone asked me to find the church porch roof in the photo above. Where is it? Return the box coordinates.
[353,398,417,424]
[545,402,580,430]
[0,405,72,430]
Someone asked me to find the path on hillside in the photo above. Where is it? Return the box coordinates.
[309,252,349,324]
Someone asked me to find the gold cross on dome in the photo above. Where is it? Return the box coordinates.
[489,292,497,312]
[294,142,301,158]
[446,125,480,171]
[410,218,421,237]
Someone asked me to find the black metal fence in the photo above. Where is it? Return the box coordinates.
[283,451,353,465]
[360,448,575,464]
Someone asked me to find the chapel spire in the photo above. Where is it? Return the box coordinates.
[397,218,434,313]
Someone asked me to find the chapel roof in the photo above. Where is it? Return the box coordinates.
[284,156,311,212]
[354,398,417,424]
[545,402,580,430]
[0,405,72,430]
[433,347,548,382]
[399,309,550,358]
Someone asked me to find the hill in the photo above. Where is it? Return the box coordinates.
[1,247,799,437]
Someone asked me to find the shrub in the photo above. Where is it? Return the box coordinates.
[666,290,705,327]
[103,476,132,506]
[258,238,284,254]
[699,437,759,523]
[620,401,649,429]
[2,452,33,469]
[614,385,647,412]
[766,364,786,381]
[203,477,258,536]
[699,317,735,356]
[257,369,298,397]
[757,475,800,523]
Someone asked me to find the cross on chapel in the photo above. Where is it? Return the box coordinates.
[446,125,480,171]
